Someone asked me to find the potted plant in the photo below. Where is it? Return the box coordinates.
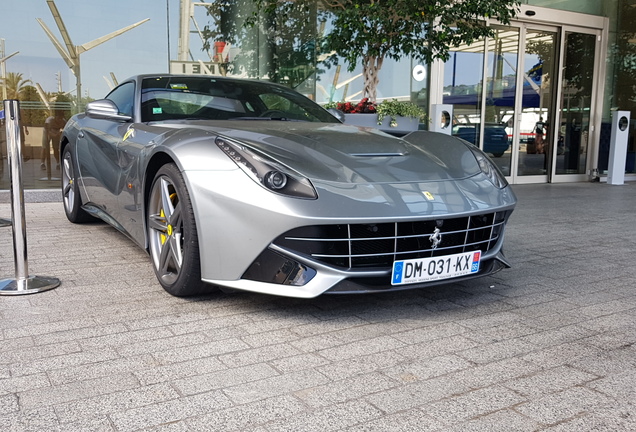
[376,99,426,130]
[326,98,426,134]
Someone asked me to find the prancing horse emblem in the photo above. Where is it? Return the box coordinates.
[429,227,442,250]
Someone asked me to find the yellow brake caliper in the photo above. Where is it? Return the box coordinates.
[160,209,167,245]
[160,192,178,245]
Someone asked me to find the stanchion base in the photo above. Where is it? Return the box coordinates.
[0,218,11,227]
[0,276,60,296]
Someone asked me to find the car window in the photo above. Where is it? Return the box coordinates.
[106,82,135,117]
[139,76,337,123]
[258,92,318,121]
[141,90,248,122]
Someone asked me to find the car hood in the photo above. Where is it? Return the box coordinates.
[158,120,481,184]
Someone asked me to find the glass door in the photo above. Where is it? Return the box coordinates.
[553,29,599,180]
[442,39,486,153]
[483,26,520,178]
[513,26,559,182]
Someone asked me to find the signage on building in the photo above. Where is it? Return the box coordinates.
[169,61,226,76]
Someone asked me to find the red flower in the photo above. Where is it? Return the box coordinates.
[337,98,377,114]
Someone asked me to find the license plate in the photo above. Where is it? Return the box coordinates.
[391,251,481,285]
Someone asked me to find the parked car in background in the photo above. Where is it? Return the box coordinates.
[453,123,511,157]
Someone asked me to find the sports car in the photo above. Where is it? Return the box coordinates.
[60,74,516,298]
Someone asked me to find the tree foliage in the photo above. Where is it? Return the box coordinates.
[20,86,47,127]
[1,72,32,100]
[613,0,636,111]
[202,1,318,89]
[248,0,520,100]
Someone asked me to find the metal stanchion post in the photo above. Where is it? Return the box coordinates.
[0,100,60,295]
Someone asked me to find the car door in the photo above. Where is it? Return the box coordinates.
[115,123,163,245]
[76,81,135,222]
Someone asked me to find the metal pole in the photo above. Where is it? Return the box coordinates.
[167,0,171,71]
[1,39,7,100]
[5,101,28,279]
[178,0,191,61]
[0,100,60,295]
[76,63,81,113]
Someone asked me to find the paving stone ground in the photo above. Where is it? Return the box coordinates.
[0,182,635,431]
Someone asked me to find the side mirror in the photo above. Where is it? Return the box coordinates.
[85,99,132,122]
[327,108,345,123]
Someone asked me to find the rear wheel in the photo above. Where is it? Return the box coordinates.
[147,163,209,296]
[61,146,94,223]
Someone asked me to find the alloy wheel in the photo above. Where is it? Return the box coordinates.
[62,151,75,213]
[148,175,184,285]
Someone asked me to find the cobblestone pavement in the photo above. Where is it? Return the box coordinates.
[1,182,635,431]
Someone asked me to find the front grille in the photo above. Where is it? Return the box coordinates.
[274,211,509,269]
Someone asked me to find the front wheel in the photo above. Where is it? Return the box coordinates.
[147,163,209,296]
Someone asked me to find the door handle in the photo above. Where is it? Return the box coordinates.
[78,131,84,138]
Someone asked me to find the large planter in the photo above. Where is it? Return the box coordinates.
[343,113,419,135]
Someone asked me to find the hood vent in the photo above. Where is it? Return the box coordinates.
[350,152,407,157]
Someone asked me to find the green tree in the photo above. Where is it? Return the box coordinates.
[1,71,32,100]
[614,0,636,112]
[53,92,74,120]
[19,85,47,127]
[246,0,520,101]
[202,1,318,90]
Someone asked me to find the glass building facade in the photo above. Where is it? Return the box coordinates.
[1,0,635,190]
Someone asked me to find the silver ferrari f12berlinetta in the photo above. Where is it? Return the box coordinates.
[60,74,516,298]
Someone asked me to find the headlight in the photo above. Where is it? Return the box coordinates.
[264,171,288,190]
[468,146,508,189]
[216,137,317,199]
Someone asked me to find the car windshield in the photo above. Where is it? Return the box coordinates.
[140,76,337,123]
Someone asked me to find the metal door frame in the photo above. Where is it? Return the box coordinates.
[429,5,609,184]
[550,25,605,183]
[509,6,608,184]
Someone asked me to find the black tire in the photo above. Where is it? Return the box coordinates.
[61,146,94,223]
[147,163,209,296]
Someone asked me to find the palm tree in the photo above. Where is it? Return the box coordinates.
[1,71,32,100]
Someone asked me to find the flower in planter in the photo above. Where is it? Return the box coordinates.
[333,98,377,114]
[325,98,425,128]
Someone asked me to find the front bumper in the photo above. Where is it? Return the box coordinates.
[185,169,516,298]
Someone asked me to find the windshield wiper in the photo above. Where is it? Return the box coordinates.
[231,116,287,121]
[230,116,308,122]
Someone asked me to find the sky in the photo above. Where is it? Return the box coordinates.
[0,0,208,98]
[0,0,415,104]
